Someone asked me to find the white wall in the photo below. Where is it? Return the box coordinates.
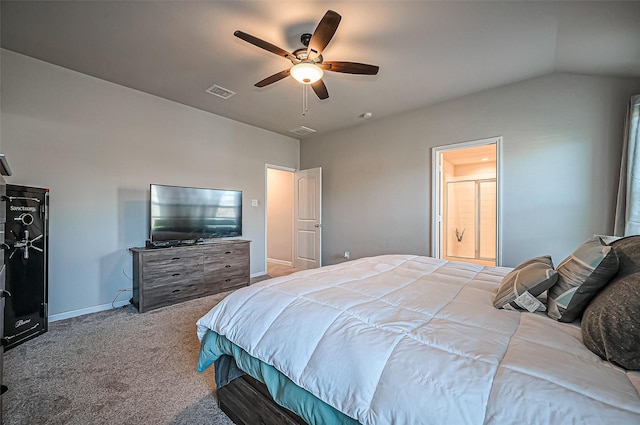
[301,73,640,267]
[1,50,299,318]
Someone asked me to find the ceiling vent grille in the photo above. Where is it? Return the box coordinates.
[288,126,316,136]
[205,84,236,99]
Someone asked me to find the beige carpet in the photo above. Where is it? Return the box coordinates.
[2,290,245,425]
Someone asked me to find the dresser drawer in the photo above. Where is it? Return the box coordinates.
[212,274,250,292]
[142,251,203,272]
[204,244,249,273]
[142,279,210,311]
[142,253,204,288]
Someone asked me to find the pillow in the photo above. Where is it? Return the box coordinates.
[493,256,558,312]
[547,237,619,322]
[581,235,640,370]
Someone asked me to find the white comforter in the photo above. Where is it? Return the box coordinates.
[197,255,640,424]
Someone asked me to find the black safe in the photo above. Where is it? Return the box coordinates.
[3,184,49,350]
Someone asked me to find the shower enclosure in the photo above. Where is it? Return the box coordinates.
[444,179,496,265]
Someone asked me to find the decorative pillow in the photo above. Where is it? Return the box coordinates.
[547,237,619,322]
[581,235,640,370]
[494,256,558,312]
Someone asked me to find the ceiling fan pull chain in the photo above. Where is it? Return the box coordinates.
[302,84,309,116]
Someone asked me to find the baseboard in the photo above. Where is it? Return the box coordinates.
[49,299,131,322]
[50,273,266,322]
[267,258,293,267]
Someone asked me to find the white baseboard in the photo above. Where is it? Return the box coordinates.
[50,273,267,322]
[267,258,293,267]
[49,299,131,322]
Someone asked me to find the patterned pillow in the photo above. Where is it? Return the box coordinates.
[494,256,558,312]
[547,237,619,322]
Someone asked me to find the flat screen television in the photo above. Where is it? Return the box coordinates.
[150,184,242,243]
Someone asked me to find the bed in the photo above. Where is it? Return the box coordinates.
[196,237,640,425]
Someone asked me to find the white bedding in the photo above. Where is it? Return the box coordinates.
[196,255,640,424]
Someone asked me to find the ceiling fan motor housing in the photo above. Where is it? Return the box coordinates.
[300,33,312,47]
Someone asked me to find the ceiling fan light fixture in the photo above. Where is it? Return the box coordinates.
[290,62,323,84]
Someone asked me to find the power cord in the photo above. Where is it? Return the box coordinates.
[111,289,132,309]
[122,246,133,280]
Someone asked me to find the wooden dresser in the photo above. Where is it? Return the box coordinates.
[130,240,250,312]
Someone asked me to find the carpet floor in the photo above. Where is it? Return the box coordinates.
[2,291,243,424]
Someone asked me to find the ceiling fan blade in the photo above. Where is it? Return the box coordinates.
[255,69,291,87]
[234,30,294,61]
[311,79,329,100]
[307,10,341,60]
[322,61,380,75]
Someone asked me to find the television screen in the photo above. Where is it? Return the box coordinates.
[150,184,242,242]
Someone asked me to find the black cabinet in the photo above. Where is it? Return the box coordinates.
[3,184,49,350]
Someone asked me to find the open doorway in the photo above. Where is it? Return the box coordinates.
[432,138,501,266]
[265,165,323,277]
[266,166,298,277]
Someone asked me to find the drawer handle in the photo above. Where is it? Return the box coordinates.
[225,265,231,268]
[224,251,231,254]
[225,279,231,282]
[172,257,181,260]
[172,289,180,293]
[171,273,180,277]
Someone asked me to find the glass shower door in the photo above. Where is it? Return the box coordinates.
[446,181,476,259]
[445,179,496,263]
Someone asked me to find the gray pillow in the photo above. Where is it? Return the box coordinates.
[547,237,619,322]
[494,256,557,312]
[581,235,640,370]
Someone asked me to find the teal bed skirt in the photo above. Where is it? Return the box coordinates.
[198,330,359,425]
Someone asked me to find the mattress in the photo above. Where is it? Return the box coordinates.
[197,255,640,424]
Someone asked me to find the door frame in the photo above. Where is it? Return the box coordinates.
[431,136,503,265]
[264,163,296,275]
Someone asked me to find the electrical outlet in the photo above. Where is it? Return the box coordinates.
[344,251,350,260]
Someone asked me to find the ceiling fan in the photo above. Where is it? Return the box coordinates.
[234,10,379,100]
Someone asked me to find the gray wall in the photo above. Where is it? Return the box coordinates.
[301,73,640,267]
[1,50,299,318]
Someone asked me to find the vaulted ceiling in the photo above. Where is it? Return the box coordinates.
[2,1,639,138]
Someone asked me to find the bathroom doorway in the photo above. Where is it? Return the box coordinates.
[431,138,501,266]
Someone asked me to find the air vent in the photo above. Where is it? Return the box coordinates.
[205,84,236,99]
[288,126,316,136]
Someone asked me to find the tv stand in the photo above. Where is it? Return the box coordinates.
[130,239,250,312]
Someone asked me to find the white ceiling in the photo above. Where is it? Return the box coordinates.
[443,144,496,166]
[2,1,639,139]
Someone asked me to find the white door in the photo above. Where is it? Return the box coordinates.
[294,167,322,270]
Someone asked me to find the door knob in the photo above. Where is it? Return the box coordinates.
[314,224,322,228]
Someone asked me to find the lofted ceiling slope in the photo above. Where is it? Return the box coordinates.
[2,1,639,138]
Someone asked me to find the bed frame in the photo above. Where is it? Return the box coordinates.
[217,374,307,425]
